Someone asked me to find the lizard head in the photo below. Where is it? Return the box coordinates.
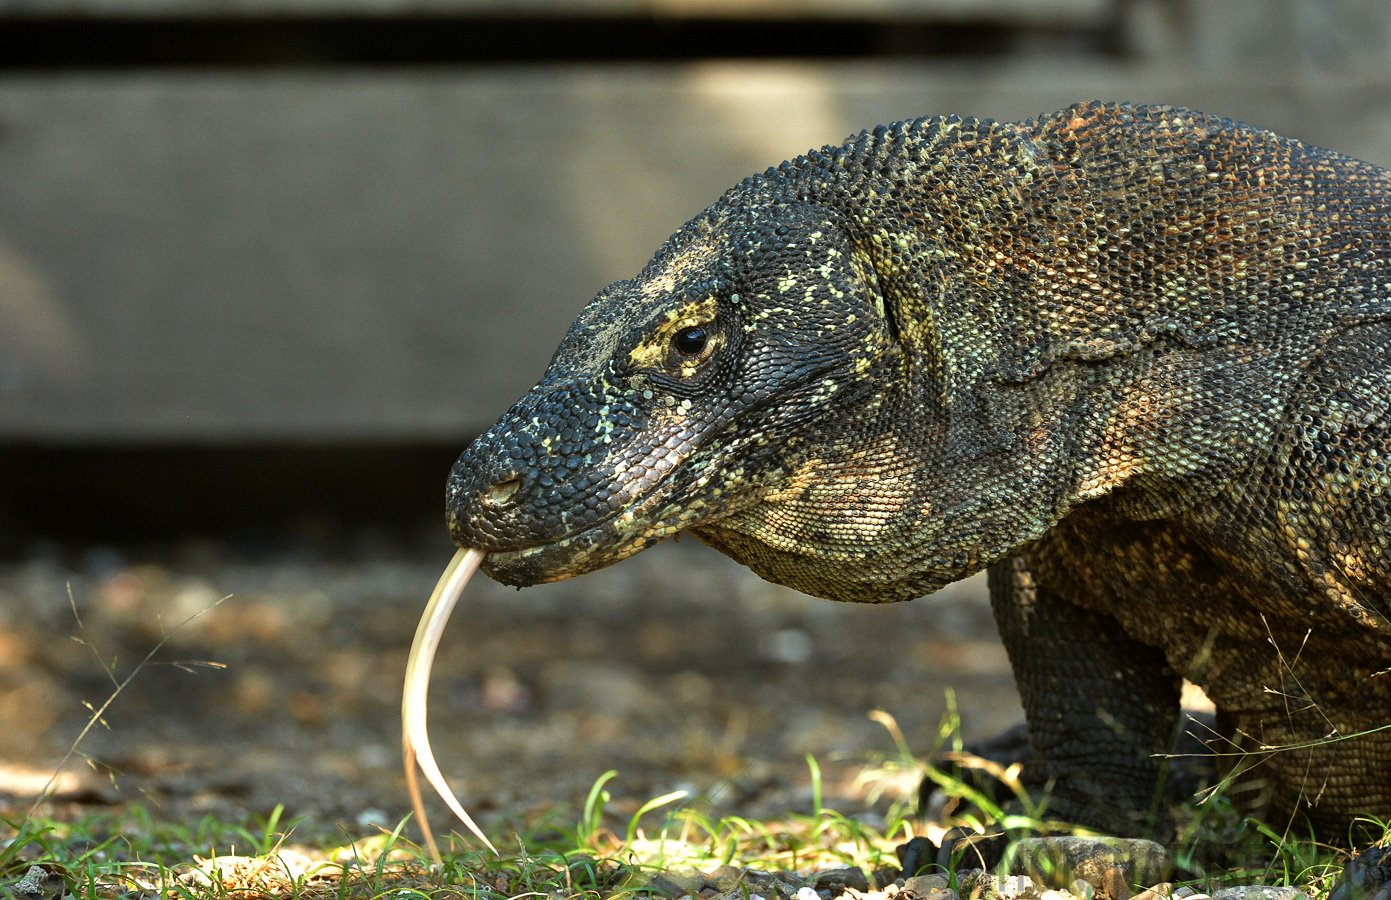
[449,105,1322,604]
[447,117,1087,604]
[447,193,916,596]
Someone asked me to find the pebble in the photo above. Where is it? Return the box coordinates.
[905,875,952,895]
[698,866,802,900]
[650,874,699,898]
[1131,883,1176,900]
[957,871,999,900]
[705,866,748,893]
[5,866,59,900]
[685,850,1333,900]
[681,869,1327,900]
[13,867,48,894]
[1000,875,1041,900]
[1211,889,1308,900]
[814,869,872,894]
[1012,837,1170,899]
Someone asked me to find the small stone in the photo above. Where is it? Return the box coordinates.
[1000,875,1040,900]
[1173,888,1207,900]
[706,867,747,893]
[814,870,871,894]
[798,889,822,900]
[906,876,952,896]
[957,871,998,900]
[1132,883,1175,900]
[1106,871,1135,900]
[1071,879,1096,900]
[8,867,49,900]
[1039,892,1072,900]
[743,872,777,892]
[649,874,698,898]
[1013,838,1170,898]
[768,878,798,900]
[1211,888,1307,900]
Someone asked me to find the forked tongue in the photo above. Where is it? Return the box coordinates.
[402,547,499,863]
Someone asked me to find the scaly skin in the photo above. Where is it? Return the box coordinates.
[447,102,1391,838]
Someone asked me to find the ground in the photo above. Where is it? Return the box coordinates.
[0,533,1022,850]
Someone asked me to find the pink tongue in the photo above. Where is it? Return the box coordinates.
[403,547,498,863]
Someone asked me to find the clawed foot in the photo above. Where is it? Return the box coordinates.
[1330,846,1391,900]
[896,829,1013,876]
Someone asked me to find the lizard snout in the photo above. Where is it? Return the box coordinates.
[445,399,622,556]
[445,452,538,550]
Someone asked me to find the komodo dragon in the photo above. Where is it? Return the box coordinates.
[446,102,1391,849]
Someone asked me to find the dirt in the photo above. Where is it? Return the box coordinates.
[0,534,1022,849]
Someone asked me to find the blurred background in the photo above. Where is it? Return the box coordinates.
[0,0,1385,844]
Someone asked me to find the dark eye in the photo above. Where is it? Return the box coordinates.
[673,325,709,358]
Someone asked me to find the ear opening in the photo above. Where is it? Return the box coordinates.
[882,294,902,345]
[845,240,902,348]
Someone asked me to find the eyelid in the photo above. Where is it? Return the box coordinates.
[667,317,718,370]
[672,311,715,331]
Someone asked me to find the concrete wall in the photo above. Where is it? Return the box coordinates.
[0,0,1110,19]
[5,0,1391,444]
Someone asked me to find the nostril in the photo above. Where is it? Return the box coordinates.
[485,475,522,507]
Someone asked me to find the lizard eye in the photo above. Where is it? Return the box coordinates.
[673,325,709,358]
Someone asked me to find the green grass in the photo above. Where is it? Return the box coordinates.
[7,596,1382,899]
[5,704,1383,900]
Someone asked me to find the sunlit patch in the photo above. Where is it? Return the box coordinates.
[0,763,84,798]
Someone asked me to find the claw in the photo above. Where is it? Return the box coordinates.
[1331,846,1391,900]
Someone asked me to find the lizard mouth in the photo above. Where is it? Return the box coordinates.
[468,440,767,586]
[453,411,779,587]
[472,474,703,586]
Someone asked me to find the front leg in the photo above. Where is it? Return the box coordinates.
[989,555,1181,838]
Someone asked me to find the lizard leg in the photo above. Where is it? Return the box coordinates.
[1330,845,1391,900]
[988,555,1181,838]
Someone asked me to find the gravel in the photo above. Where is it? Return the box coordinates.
[0,538,1018,843]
